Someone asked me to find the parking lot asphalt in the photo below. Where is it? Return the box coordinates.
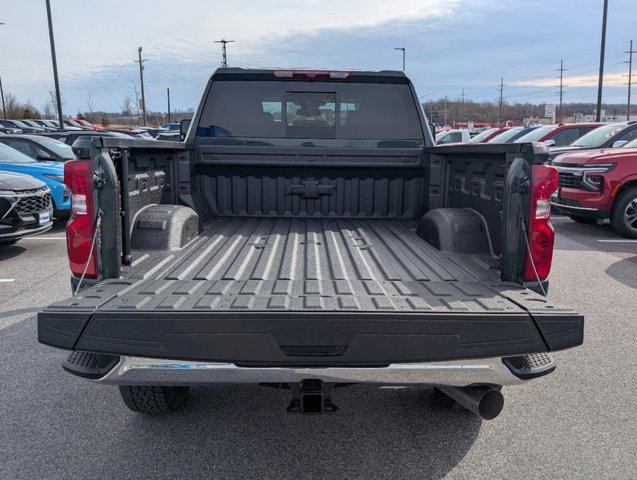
[0,217,635,480]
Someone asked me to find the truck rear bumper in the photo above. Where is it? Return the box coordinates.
[88,353,555,387]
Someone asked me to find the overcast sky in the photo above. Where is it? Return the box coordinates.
[0,0,635,114]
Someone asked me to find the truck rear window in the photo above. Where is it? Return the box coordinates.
[196,81,424,147]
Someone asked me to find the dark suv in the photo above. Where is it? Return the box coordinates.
[0,172,53,243]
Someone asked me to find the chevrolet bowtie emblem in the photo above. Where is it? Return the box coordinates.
[286,181,336,199]
[38,190,47,197]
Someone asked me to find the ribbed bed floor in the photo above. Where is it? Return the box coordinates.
[102,217,527,314]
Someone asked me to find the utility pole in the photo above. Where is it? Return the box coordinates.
[498,77,505,127]
[0,23,5,119]
[0,75,6,119]
[625,40,635,120]
[444,95,448,125]
[215,39,235,68]
[394,47,406,71]
[556,60,566,123]
[135,47,148,126]
[460,89,466,120]
[45,0,64,130]
[595,0,608,122]
[167,88,171,123]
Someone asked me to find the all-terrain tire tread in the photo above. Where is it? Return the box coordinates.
[118,386,189,414]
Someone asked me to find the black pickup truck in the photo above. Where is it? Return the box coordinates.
[38,68,583,419]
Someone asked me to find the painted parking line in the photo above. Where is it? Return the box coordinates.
[19,237,66,240]
[597,239,637,243]
[0,279,16,283]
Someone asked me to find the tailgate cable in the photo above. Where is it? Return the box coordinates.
[74,209,102,295]
[520,220,547,297]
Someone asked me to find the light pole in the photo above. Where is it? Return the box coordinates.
[0,75,6,119]
[595,0,608,122]
[167,88,171,123]
[394,47,406,71]
[45,0,64,130]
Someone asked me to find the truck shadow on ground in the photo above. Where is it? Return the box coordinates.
[553,218,636,254]
[109,384,481,479]
[605,256,637,289]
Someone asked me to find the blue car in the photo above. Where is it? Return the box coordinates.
[0,142,70,218]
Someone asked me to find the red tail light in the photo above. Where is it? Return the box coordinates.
[523,165,558,282]
[64,159,97,278]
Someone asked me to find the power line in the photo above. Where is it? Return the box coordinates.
[215,40,235,68]
[506,51,625,87]
[134,46,148,125]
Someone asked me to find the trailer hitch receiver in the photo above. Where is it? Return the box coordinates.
[287,379,338,415]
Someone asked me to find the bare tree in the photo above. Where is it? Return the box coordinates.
[129,80,141,118]
[45,89,65,117]
[4,92,21,118]
[85,93,96,122]
[43,101,54,118]
[121,95,133,116]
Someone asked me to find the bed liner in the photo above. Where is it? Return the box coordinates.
[38,218,583,365]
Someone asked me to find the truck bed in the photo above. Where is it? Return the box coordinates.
[114,217,506,313]
[39,218,583,365]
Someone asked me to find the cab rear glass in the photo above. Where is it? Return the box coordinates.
[196,81,424,147]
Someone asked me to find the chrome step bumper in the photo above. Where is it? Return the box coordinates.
[92,354,555,387]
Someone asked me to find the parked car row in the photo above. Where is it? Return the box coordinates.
[434,121,637,238]
[0,120,188,243]
[551,133,637,238]
[0,118,183,139]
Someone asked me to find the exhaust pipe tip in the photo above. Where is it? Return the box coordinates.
[476,388,504,420]
[435,386,504,420]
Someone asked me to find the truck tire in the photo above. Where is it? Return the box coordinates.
[567,214,596,225]
[611,187,637,239]
[118,385,190,414]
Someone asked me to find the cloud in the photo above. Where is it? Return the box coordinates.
[1,0,635,112]
[512,72,626,89]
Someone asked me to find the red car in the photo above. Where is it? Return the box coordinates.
[550,137,637,238]
[514,123,603,147]
[468,127,510,143]
[71,118,104,130]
